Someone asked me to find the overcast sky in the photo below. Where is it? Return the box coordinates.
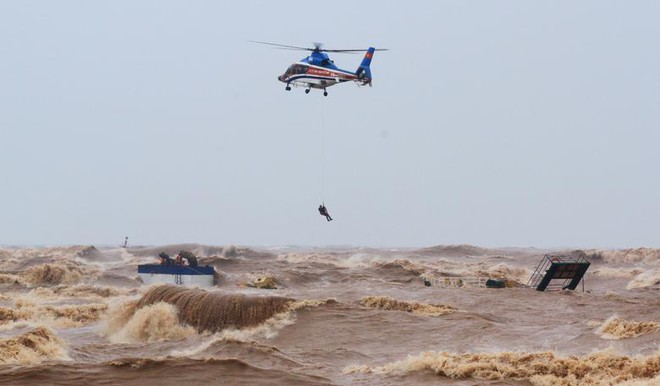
[1,1,658,248]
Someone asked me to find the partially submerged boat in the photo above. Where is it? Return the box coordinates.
[137,251,216,288]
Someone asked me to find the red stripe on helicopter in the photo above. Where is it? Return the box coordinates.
[307,67,356,79]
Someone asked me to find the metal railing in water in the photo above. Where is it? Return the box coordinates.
[526,254,590,291]
[422,275,488,288]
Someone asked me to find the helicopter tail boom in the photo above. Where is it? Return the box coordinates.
[355,47,375,84]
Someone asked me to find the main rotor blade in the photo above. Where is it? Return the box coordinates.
[250,40,390,53]
[323,48,390,53]
[249,40,313,51]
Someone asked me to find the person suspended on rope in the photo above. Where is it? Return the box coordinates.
[318,203,333,222]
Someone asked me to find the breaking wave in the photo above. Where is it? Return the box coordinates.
[134,285,294,333]
[360,296,456,317]
[172,299,333,350]
[597,316,660,339]
[0,327,69,365]
[104,302,196,343]
[222,299,330,340]
[102,286,331,345]
[346,349,660,385]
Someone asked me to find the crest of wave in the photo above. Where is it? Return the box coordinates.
[375,259,429,275]
[0,326,69,365]
[361,296,456,317]
[104,286,330,346]
[120,285,294,333]
[586,248,660,265]
[626,269,660,290]
[346,348,660,385]
[103,301,196,343]
[22,262,98,287]
[170,299,331,357]
[597,316,660,339]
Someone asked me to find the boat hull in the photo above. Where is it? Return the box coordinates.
[137,264,215,287]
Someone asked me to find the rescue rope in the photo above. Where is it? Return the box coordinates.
[319,98,326,203]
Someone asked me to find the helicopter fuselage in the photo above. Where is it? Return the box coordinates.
[277,50,372,94]
[278,62,360,89]
[269,47,378,95]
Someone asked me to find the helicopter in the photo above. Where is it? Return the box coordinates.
[252,41,388,96]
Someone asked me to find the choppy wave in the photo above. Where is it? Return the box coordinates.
[103,357,332,385]
[0,355,331,385]
[0,273,22,285]
[127,244,275,260]
[0,246,100,271]
[615,375,660,386]
[346,349,660,385]
[1,299,108,328]
[276,252,351,267]
[414,244,496,257]
[375,259,427,276]
[29,284,130,299]
[627,269,660,290]
[22,263,97,287]
[0,327,69,365]
[593,267,645,278]
[586,248,660,265]
[360,296,456,317]
[476,263,531,286]
[597,316,660,339]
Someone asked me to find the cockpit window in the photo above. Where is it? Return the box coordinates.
[284,64,307,77]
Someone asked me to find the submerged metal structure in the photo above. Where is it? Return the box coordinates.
[527,254,590,291]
